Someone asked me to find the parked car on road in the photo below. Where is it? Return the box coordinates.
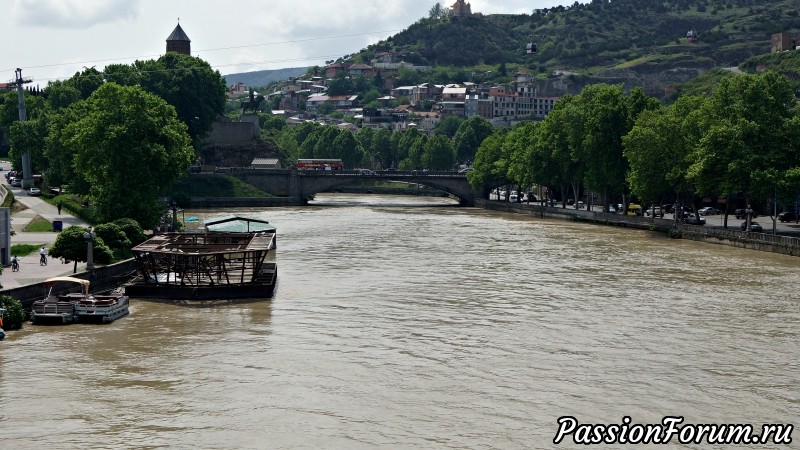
[741,221,763,232]
[698,207,720,216]
[683,213,706,225]
[778,212,797,223]
[27,187,41,196]
[644,206,663,217]
[10,178,21,187]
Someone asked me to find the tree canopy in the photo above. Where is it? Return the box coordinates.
[60,83,194,227]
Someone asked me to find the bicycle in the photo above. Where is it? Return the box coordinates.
[40,254,47,266]
[11,259,19,272]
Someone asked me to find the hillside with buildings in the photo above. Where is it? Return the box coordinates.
[213,0,800,167]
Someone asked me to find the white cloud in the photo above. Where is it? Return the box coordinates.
[12,0,141,28]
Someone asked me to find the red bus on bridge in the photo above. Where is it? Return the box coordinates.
[295,159,344,171]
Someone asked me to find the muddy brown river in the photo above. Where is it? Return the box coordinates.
[2,194,797,449]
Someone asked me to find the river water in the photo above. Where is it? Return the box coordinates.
[1,194,798,449]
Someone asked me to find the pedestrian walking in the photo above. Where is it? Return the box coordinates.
[57,201,62,214]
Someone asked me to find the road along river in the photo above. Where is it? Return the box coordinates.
[1,194,797,448]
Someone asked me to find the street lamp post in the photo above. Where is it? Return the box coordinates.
[171,201,178,232]
[84,226,96,271]
[745,204,754,232]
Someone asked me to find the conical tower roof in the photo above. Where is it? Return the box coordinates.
[166,23,191,42]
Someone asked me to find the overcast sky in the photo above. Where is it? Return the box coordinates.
[2,0,585,86]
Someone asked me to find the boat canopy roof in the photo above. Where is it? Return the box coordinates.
[204,215,276,233]
[44,276,90,295]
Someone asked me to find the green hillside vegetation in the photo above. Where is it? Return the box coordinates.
[740,50,800,81]
[664,67,737,100]
[168,174,272,200]
[357,0,799,79]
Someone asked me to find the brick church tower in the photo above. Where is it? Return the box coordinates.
[166,23,191,55]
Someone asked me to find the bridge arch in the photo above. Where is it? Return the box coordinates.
[228,169,476,206]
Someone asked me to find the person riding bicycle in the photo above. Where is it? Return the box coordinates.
[11,255,19,272]
[39,246,47,266]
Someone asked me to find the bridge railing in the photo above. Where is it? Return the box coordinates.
[297,169,465,177]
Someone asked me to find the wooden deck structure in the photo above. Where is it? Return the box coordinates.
[126,232,277,299]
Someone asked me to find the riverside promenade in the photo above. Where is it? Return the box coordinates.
[1,173,90,290]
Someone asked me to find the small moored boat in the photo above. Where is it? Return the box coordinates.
[31,277,129,324]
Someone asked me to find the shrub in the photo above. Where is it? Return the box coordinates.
[113,218,148,246]
[0,295,26,330]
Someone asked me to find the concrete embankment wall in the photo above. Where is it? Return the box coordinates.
[1,259,139,308]
[187,197,300,207]
[476,199,800,257]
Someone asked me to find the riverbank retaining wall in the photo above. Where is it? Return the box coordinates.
[476,199,800,257]
[187,197,300,207]
[0,259,139,309]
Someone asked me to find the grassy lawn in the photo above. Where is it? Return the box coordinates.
[23,215,53,232]
[10,243,45,256]
[170,174,272,198]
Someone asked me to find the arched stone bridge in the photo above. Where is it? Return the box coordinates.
[220,169,476,206]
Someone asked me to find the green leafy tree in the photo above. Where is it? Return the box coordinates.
[61,83,194,227]
[62,66,105,100]
[356,127,375,164]
[423,135,456,170]
[94,223,131,255]
[331,130,365,169]
[397,128,422,164]
[8,117,48,176]
[400,135,428,169]
[44,100,91,190]
[327,73,354,96]
[468,131,508,193]
[428,2,447,20]
[506,122,538,190]
[312,127,341,159]
[624,95,706,209]
[538,95,584,207]
[50,226,114,273]
[113,218,148,246]
[434,115,464,138]
[453,116,494,163]
[372,128,392,169]
[0,295,25,330]
[44,80,82,110]
[687,72,800,208]
[316,102,336,116]
[259,113,286,135]
[132,53,226,146]
[396,66,421,86]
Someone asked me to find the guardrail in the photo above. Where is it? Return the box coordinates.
[297,170,466,177]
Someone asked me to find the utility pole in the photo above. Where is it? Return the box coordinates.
[12,68,34,189]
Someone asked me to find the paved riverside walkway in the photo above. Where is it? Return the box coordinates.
[1,170,91,290]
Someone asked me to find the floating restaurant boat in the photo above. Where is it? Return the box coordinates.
[31,277,129,324]
[125,231,277,300]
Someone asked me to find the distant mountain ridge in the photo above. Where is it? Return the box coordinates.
[223,67,309,89]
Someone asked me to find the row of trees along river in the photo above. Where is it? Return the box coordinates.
[2,50,799,230]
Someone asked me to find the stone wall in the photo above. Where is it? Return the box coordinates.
[476,199,800,257]
[0,259,139,309]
